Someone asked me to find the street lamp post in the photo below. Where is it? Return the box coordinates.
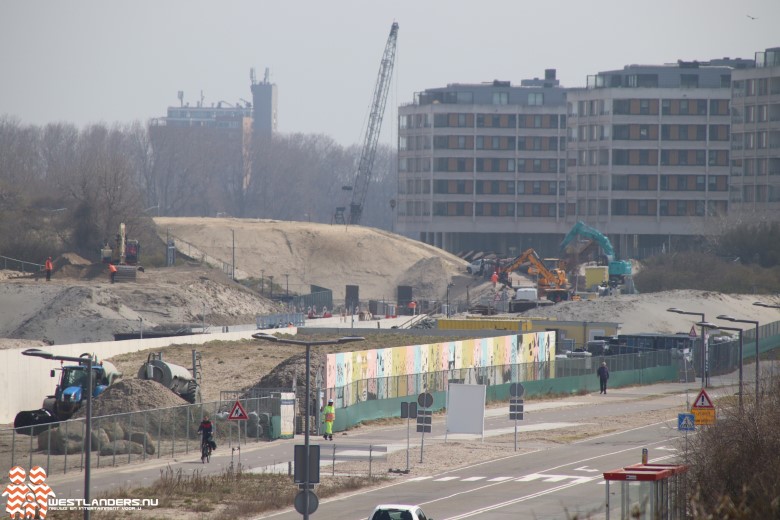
[446,282,454,318]
[698,322,744,413]
[717,314,760,405]
[22,349,93,520]
[251,333,364,520]
[667,308,708,388]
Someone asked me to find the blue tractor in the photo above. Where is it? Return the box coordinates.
[14,353,122,434]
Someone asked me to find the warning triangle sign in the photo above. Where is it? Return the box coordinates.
[689,326,697,338]
[228,400,249,421]
[679,415,695,430]
[691,389,714,409]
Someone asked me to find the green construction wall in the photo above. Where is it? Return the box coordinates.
[333,364,678,432]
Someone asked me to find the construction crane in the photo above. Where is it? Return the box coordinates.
[334,21,399,226]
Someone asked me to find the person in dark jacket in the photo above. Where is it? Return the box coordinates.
[597,362,609,394]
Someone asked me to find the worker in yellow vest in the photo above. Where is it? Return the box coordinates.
[321,398,335,441]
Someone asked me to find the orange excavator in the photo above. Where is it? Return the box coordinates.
[498,248,572,302]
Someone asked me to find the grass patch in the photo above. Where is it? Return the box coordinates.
[49,464,388,519]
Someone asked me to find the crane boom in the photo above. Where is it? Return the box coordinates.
[336,22,399,226]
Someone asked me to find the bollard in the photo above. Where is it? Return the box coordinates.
[642,448,648,465]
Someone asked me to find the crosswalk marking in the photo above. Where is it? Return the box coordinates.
[433,476,459,482]
[487,477,515,482]
[462,477,486,481]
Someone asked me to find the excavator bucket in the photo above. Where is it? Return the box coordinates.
[14,409,57,436]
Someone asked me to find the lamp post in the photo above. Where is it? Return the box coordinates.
[285,273,290,298]
[717,314,760,405]
[251,333,364,520]
[667,308,708,388]
[260,270,265,295]
[446,282,454,318]
[22,349,93,520]
[698,322,744,413]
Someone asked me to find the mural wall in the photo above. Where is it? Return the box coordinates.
[324,331,556,399]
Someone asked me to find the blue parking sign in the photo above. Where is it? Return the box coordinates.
[678,413,695,431]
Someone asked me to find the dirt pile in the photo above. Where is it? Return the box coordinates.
[241,352,325,395]
[75,379,189,418]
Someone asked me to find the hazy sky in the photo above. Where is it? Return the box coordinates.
[1,0,778,148]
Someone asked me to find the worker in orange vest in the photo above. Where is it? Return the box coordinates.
[491,270,499,288]
[45,257,53,281]
[108,263,117,284]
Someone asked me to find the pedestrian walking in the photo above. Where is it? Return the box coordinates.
[108,263,117,284]
[44,257,53,282]
[597,361,609,394]
[321,398,336,441]
[491,270,499,288]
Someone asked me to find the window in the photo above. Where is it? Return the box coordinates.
[534,115,542,128]
[493,92,508,105]
[640,99,650,115]
[528,93,544,106]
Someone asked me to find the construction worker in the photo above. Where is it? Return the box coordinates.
[108,263,117,284]
[45,257,53,281]
[321,398,335,441]
[491,270,499,288]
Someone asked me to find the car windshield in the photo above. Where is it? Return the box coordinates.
[371,508,426,520]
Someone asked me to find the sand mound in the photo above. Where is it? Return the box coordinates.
[242,352,325,395]
[155,217,468,301]
[75,379,189,418]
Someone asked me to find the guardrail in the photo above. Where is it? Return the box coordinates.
[0,254,43,274]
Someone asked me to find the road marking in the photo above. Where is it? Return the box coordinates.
[461,477,486,482]
[443,477,600,520]
[574,466,600,473]
[433,476,459,482]
[487,477,514,482]
[517,473,594,484]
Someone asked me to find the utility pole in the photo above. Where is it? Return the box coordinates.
[231,229,235,281]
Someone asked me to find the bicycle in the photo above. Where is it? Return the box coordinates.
[201,438,212,463]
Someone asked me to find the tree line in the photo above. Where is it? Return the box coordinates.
[0,116,397,263]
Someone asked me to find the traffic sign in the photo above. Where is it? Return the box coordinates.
[228,400,249,421]
[691,389,714,409]
[692,408,716,426]
[509,383,525,398]
[293,490,319,515]
[678,413,695,431]
[418,392,433,408]
[689,326,697,338]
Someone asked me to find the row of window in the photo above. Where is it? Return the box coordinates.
[609,175,728,192]
[428,157,565,173]
[430,135,566,151]
[576,199,728,217]
[432,180,564,195]
[421,199,730,217]
[573,149,730,167]
[432,113,564,129]
[570,98,731,117]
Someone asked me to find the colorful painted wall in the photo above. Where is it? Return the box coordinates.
[324,331,556,394]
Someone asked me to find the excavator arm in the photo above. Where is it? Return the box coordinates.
[560,221,615,262]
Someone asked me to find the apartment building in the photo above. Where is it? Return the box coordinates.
[729,47,780,215]
[396,71,569,255]
[563,58,754,258]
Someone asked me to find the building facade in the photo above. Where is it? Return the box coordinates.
[565,58,753,258]
[396,57,776,260]
[729,47,780,216]
[396,71,570,255]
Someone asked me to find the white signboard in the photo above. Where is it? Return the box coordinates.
[445,383,487,439]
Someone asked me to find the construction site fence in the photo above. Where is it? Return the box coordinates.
[318,350,676,433]
[0,254,43,274]
[0,397,279,478]
[256,312,306,329]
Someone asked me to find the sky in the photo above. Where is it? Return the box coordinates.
[1,0,778,148]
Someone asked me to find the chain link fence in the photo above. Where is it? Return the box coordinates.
[0,398,275,478]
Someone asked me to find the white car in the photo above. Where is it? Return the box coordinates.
[466,259,484,275]
[369,504,433,520]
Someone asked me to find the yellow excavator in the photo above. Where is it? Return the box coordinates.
[498,248,572,302]
[100,223,142,281]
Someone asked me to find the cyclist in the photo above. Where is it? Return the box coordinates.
[197,415,214,454]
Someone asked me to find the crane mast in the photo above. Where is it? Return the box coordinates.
[335,22,399,226]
